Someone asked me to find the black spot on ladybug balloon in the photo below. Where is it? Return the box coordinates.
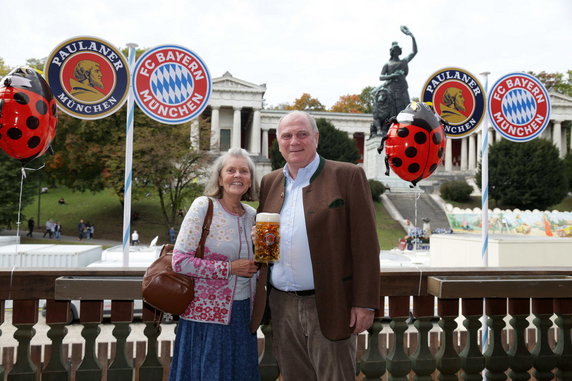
[0,67,58,164]
[383,102,446,186]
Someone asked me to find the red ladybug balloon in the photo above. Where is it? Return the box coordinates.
[0,67,57,163]
[384,102,446,186]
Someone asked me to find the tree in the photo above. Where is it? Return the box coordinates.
[0,153,38,229]
[286,93,326,111]
[270,118,360,169]
[359,86,375,113]
[0,57,12,76]
[330,94,366,113]
[529,70,572,97]
[475,139,568,210]
[564,151,572,192]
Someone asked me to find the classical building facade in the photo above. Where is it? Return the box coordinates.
[192,72,572,185]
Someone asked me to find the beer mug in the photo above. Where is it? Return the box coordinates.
[254,213,280,263]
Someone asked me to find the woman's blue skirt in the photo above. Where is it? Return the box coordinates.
[168,299,260,381]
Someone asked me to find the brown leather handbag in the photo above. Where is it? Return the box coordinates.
[142,198,213,315]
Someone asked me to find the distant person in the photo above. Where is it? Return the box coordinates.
[131,230,139,245]
[168,227,176,244]
[58,197,66,205]
[26,218,34,237]
[43,218,54,238]
[54,222,62,240]
[78,219,86,240]
[85,222,92,239]
[89,224,94,239]
[169,147,260,381]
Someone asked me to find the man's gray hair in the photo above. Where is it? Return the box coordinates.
[277,110,318,135]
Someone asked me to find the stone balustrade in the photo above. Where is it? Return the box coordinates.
[1,267,572,380]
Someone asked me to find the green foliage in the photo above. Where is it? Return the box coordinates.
[440,180,473,203]
[270,118,361,170]
[530,70,572,97]
[368,179,385,202]
[286,93,326,111]
[0,154,38,229]
[564,151,572,192]
[475,139,568,210]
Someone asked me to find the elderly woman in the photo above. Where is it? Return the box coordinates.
[169,147,261,381]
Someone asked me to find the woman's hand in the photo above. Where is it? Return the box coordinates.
[230,259,258,277]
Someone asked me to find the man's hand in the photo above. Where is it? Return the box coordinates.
[349,307,375,334]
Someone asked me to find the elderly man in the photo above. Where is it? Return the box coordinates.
[70,60,105,102]
[251,110,380,381]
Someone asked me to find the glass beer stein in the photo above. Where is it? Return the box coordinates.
[254,213,280,263]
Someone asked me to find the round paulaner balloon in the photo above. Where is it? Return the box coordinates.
[0,67,58,163]
[384,102,446,186]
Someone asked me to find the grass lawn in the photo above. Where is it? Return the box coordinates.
[18,186,406,249]
[21,187,180,245]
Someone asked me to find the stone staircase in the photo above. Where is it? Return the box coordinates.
[383,192,451,232]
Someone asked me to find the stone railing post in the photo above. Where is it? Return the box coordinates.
[435,298,461,381]
[107,301,135,380]
[258,323,280,381]
[553,298,572,380]
[43,300,71,381]
[386,296,411,381]
[75,301,104,381]
[360,296,386,380]
[507,298,533,381]
[8,300,39,381]
[411,295,436,381]
[459,298,485,381]
[483,298,509,380]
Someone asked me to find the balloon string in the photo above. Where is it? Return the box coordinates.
[414,186,420,251]
[16,164,45,241]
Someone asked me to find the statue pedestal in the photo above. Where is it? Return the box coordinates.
[365,136,387,180]
[365,135,412,191]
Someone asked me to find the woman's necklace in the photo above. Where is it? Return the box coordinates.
[220,198,244,215]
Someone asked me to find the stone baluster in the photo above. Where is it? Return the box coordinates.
[553,298,572,380]
[483,298,509,381]
[436,298,461,381]
[459,298,485,381]
[107,301,135,380]
[43,300,71,381]
[531,298,556,381]
[0,300,4,380]
[139,304,164,381]
[387,296,412,381]
[8,300,38,381]
[76,301,104,380]
[507,298,533,381]
[360,296,386,380]
[258,323,280,381]
[411,296,436,381]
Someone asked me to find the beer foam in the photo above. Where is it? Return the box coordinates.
[256,212,280,223]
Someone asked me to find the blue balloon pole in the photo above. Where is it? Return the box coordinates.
[122,43,138,267]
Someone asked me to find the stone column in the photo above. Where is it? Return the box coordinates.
[461,137,468,171]
[262,129,269,158]
[553,120,563,158]
[232,107,242,149]
[250,108,261,155]
[445,138,453,172]
[488,127,495,147]
[210,106,220,152]
[477,130,483,161]
[190,119,199,150]
[468,133,476,170]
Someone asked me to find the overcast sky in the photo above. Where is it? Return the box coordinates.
[2,0,571,108]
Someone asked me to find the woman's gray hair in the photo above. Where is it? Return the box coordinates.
[204,147,259,201]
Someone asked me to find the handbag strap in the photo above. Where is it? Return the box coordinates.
[194,198,213,259]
